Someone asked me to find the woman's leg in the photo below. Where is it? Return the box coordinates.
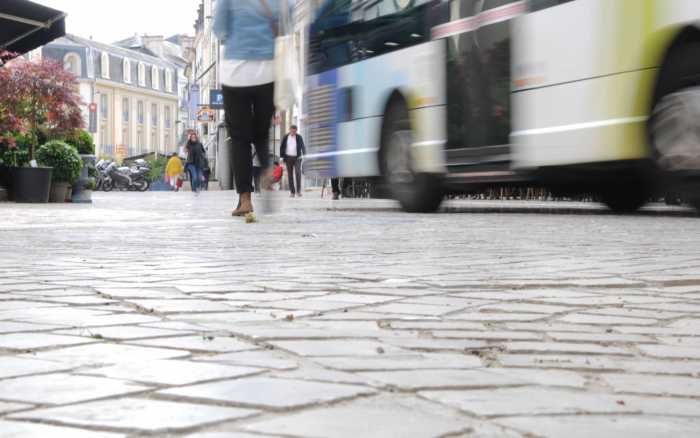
[223,86,255,194]
[251,83,275,170]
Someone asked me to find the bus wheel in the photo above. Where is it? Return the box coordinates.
[380,102,443,213]
[651,43,700,211]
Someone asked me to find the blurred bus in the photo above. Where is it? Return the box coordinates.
[303,0,700,212]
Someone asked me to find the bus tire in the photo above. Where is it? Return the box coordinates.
[380,101,443,213]
[651,42,700,211]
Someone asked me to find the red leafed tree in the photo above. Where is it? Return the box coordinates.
[0,57,84,158]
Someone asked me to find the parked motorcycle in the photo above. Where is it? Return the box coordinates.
[101,161,150,192]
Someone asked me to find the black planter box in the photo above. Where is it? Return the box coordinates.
[10,167,52,203]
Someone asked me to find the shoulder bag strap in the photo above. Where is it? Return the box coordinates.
[259,0,279,37]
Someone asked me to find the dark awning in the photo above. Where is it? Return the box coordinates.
[0,0,66,56]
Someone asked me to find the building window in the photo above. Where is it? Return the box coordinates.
[151,103,158,126]
[137,100,144,125]
[165,69,173,93]
[123,59,131,83]
[137,131,144,152]
[100,94,108,120]
[138,63,146,86]
[100,52,110,79]
[152,66,160,90]
[164,106,171,128]
[63,53,81,76]
[122,97,129,123]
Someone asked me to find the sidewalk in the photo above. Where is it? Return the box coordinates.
[1,191,699,437]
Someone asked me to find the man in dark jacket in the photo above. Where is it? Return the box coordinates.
[185,132,207,194]
[279,125,306,197]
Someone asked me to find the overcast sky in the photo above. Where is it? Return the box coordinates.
[35,0,196,44]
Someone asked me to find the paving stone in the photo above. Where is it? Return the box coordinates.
[243,395,475,438]
[96,287,189,298]
[477,303,572,314]
[431,330,542,341]
[160,376,375,409]
[83,359,263,385]
[126,299,231,313]
[497,416,700,438]
[0,374,148,404]
[497,354,625,371]
[130,335,259,353]
[24,343,188,367]
[358,369,526,390]
[185,433,284,438]
[639,344,700,360]
[503,342,632,356]
[559,313,658,325]
[0,402,32,414]
[0,421,124,438]
[446,312,545,322]
[422,387,640,416]
[658,336,700,347]
[603,373,700,397]
[616,359,700,376]
[0,357,75,379]
[54,325,189,340]
[0,333,96,350]
[364,302,461,316]
[548,331,654,344]
[307,292,398,304]
[382,337,488,351]
[196,350,300,370]
[313,353,483,371]
[382,321,486,331]
[12,398,257,432]
[0,322,67,337]
[270,339,405,356]
[249,299,362,312]
[486,368,587,388]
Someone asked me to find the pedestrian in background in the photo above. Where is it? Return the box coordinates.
[280,124,305,197]
[165,152,184,192]
[214,0,281,216]
[185,132,207,194]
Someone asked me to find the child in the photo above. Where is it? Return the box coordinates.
[165,152,184,191]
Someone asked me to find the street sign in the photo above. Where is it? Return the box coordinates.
[209,89,225,109]
[197,108,215,123]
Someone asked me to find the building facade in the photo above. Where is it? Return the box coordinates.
[42,35,179,159]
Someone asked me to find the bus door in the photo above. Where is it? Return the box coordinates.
[438,0,525,174]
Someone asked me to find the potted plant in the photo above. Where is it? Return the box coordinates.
[0,134,52,202]
[36,140,82,203]
[73,177,96,203]
[0,58,84,202]
[66,129,96,201]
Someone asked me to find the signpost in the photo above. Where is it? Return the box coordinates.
[209,89,224,109]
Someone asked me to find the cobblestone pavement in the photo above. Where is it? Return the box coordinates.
[1,191,700,437]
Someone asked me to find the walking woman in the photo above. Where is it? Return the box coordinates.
[185,132,207,194]
[213,0,281,216]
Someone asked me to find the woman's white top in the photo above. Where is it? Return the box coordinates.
[220,59,274,87]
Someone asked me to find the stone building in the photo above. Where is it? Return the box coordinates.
[41,34,180,159]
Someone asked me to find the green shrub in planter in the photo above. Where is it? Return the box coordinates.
[83,178,96,190]
[65,130,95,155]
[36,140,82,183]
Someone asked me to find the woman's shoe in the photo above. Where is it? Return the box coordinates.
[232,192,254,216]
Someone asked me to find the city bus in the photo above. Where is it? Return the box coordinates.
[302,0,700,212]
